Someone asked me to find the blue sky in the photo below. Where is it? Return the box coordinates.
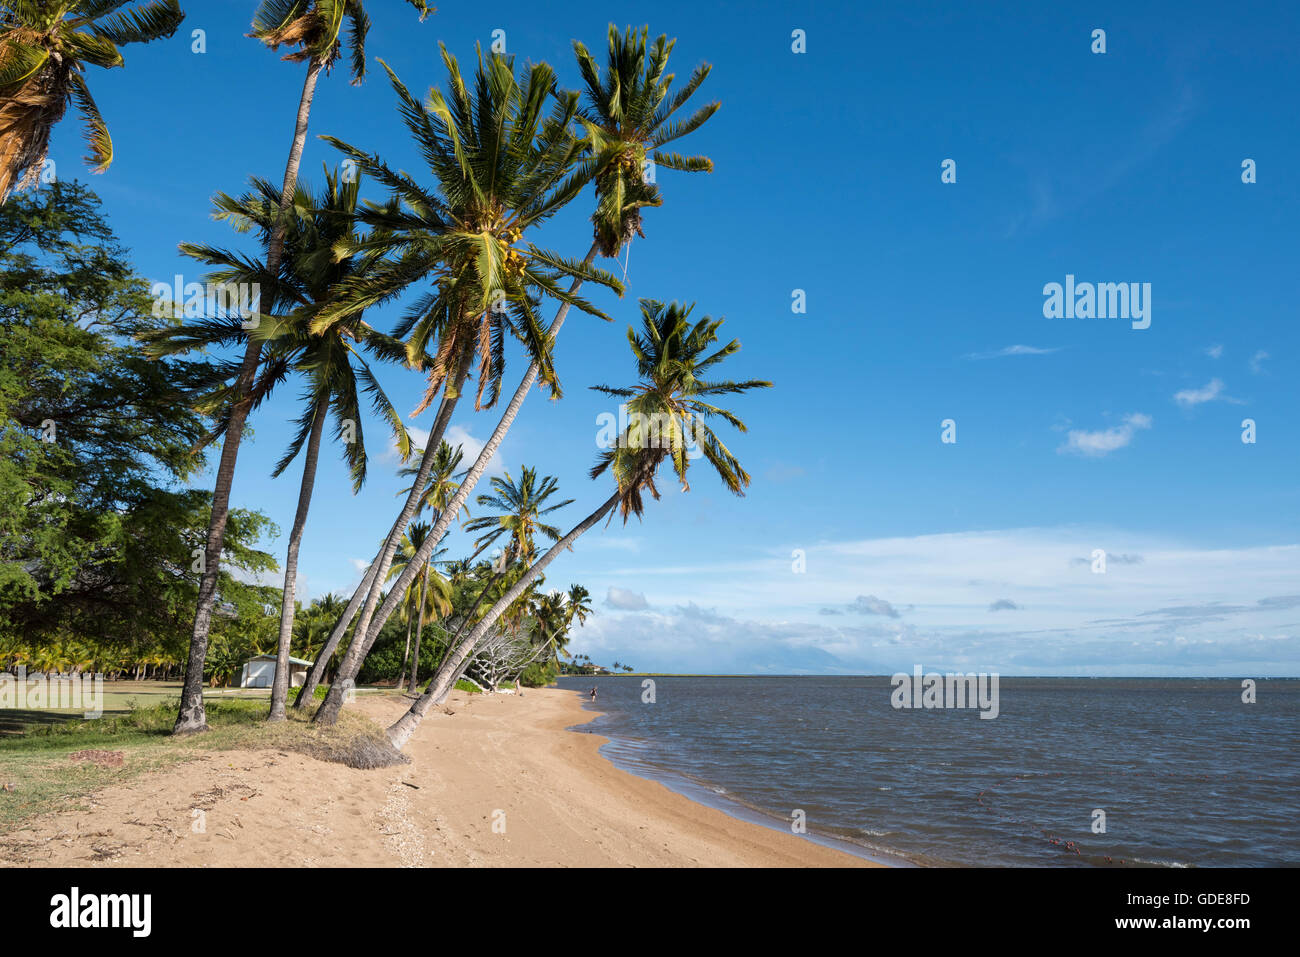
[45,0,1298,675]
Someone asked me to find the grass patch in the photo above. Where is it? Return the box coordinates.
[0,695,405,836]
[454,679,483,694]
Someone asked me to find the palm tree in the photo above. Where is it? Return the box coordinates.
[530,591,570,667]
[566,583,593,629]
[573,24,720,258]
[446,467,572,659]
[313,47,623,725]
[348,25,719,675]
[0,0,184,201]
[149,169,411,721]
[199,169,412,720]
[386,298,770,748]
[399,440,464,519]
[168,0,430,735]
[464,467,571,565]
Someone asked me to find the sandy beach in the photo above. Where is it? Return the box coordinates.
[3,687,873,867]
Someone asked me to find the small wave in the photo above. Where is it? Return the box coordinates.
[1129,857,1191,868]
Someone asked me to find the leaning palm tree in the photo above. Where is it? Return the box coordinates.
[0,0,184,201]
[295,439,461,706]
[311,47,624,725]
[168,0,430,735]
[387,523,451,692]
[385,298,771,748]
[346,25,719,680]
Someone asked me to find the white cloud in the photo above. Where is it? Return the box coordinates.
[1058,412,1152,457]
[387,421,503,471]
[849,594,901,618]
[605,586,649,611]
[570,529,1300,675]
[964,344,1061,360]
[1249,350,1269,375]
[1173,378,1228,407]
[1205,344,1224,359]
[444,423,502,472]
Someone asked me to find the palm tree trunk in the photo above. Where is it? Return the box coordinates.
[173,57,325,735]
[387,488,621,749]
[345,243,600,674]
[408,565,429,694]
[313,347,473,725]
[398,612,413,690]
[268,393,329,721]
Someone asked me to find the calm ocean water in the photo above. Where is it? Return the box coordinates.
[556,675,1299,867]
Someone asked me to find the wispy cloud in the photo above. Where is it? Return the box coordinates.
[1173,378,1232,407]
[1071,553,1143,567]
[1058,413,1152,457]
[964,344,1061,360]
[1205,344,1224,359]
[1250,350,1269,375]
[988,598,1021,612]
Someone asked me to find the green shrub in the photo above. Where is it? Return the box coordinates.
[519,661,558,688]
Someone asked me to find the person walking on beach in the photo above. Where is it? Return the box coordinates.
[589,686,597,702]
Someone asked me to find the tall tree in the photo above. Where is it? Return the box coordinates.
[310,47,622,725]
[386,299,770,748]
[0,182,276,662]
[168,0,429,734]
[0,0,184,201]
[153,169,412,720]
[346,25,719,680]
[446,466,571,653]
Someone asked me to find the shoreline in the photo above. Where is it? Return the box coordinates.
[569,697,908,867]
[3,686,876,867]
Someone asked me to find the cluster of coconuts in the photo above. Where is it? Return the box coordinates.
[501,225,526,275]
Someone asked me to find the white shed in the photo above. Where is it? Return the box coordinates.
[238,654,313,689]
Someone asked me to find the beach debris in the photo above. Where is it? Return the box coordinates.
[401,781,420,789]
[1,782,15,792]
[68,749,124,767]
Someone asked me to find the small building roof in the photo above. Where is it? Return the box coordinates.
[245,654,314,666]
